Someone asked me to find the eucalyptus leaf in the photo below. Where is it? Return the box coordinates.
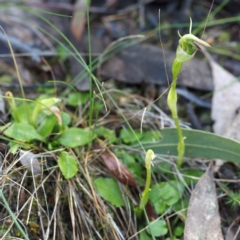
[93,177,124,207]
[141,128,240,163]
[57,128,96,148]
[58,151,78,179]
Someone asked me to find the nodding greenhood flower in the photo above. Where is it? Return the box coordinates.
[176,18,211,62]
[167,17,211,168]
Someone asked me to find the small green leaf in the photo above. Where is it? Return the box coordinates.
[140,130,161,142]
[37,114,58,137]
[149,181,184,214]
[1,122,45,142]
[95,126,117,143]
[140,229,152,240]
[173,222,184,237]
[93,178,124,207]
[116,150,143,181]
[147,220,168,237]
[58,151,78,179]
[57,128,96,148]
[66,92,90,106]
[120,128,142,144]
[150,199,166,215]
[61,112,71,126]
[9,142,21,153]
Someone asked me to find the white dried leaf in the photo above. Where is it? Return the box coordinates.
[50,106,62,126]
[0,154,2,176]
[19,150,42,176]
[204,50,240,137]
[0,89,5,115]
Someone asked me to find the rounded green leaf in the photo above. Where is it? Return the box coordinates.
[66,92,90,106]
[120,128,142,144]
[58,151,78,179]
[147,220,168,237]
[140,230,152,240]
[149,181,184,214]
[173,223,184,237]
[2,122,45,142]
[95,126,117,143]
[57,128,96,148]
[93,178,124,207]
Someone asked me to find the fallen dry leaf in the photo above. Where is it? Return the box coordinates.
[184,164,223,240]
[224,112,240,141]
[0,89,6,122]
[93,143,137,189]
[204,50,240,140]
[19,150,42,176]
[70,0,87,41]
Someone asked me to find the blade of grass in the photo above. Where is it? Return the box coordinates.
[0,189,30,240]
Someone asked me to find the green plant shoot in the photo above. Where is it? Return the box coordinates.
[139,149,156,211]
[6,91,20,122]
[167,18,211,168]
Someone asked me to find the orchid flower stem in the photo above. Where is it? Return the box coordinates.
[139,150,155,211]
[167,18,211,168]
[6,91,20,123]
[167,60,184,168]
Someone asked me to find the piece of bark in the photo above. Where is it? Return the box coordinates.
[100,44,213,90]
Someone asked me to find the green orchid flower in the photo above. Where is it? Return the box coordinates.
[167,18,211,168]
